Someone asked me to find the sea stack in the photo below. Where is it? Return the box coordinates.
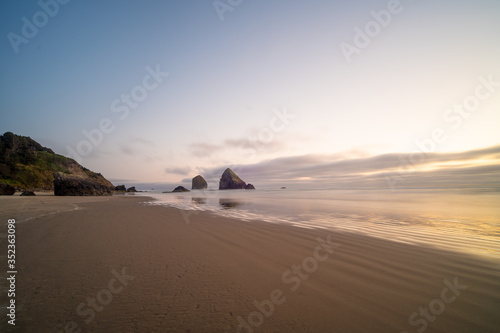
[173,186,190,192]
[192,175,208,190]
[219,168,247,190]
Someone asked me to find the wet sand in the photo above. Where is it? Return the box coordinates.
[0,195,499,332]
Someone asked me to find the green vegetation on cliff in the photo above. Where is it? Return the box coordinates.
[0,132,113,190]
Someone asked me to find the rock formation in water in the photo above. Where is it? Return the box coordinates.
[114,185,126,191]
[54,172,113,196]
[219,168,247,190]
[244,184,255,190]
[127,186,137,192]
[192,175,208,190]
[173,186,190,192]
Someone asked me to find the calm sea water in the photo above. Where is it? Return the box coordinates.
[138,188,500,257]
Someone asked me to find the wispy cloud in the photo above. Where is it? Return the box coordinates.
[164,166,193,176]
[120,144,136,156]
[188,142,224,158]
[130,136,156,147]
[197,145,500,189]
[189,135,289,161]
[119,136,158,156]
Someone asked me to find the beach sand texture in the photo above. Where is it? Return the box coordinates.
[0,195,499,332]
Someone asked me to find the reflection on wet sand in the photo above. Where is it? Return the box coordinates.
[144,188,500,257]
[192,197,207,205]
[219,198,241,209]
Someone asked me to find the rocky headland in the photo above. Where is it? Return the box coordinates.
[0,132,114,195]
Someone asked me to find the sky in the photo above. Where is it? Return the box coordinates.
[1,0,499,189]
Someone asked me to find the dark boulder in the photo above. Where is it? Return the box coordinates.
[245,184,256,190]
[173,186,190,192]
[54,173,113,196]
[192,175,208,190]
[126,186,137,192]
[20,191,36,196]
[219,168,247,190]
[0,183,15,195]
[115,185,126,191]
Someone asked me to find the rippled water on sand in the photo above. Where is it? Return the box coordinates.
[140,188,500,257]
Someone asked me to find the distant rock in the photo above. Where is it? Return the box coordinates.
[0,183,15,195]
[126,186,137,192]
[173,186,190,192]
[20,191,36,196]
[219,168,247,190]
[192,175,208,190]
[54,172,113,196]
[281,187,286,190]
[115,185,126,191]
[245,184,256,190]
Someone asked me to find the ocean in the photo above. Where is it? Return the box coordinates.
[138,188,500,258]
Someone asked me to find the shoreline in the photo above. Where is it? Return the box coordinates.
[1,196,499,332]
[143,190,500,259]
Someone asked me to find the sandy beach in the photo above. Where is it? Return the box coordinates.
[1,195,499,332]
[3,0,499,332]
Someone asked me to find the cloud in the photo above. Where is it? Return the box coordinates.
[188,131,292,160]
[189,142,224,158]
[118,136,158,156]
[223,138,249,148]
[222,137,286,152]
[197,145,500,189]
[129,136,156,147]
[120,144,135,156]
[164,166,193,176]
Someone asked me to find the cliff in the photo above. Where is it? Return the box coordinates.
[0,132,113,190]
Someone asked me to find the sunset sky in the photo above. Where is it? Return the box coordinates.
[1,0,499,189]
